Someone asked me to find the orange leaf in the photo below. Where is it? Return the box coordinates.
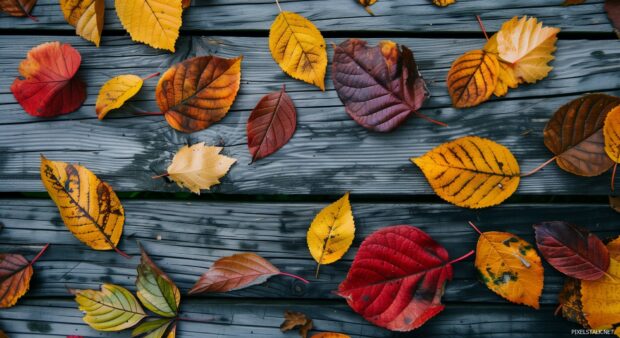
[446,50,499,108]
[0,244,49,308]
[0,0,36,17]
[280,310,313,338]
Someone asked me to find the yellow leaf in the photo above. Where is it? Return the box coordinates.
[115,0,182,52]
[307,192,355,277]
[74,284,146,331]
[60,0,105,47]
[473,228,543,308]
[269,11,327,90]
[433,0,456,6]
[95,74,143,119]
[446,50,499,108]
[359,0,377,15]
[40,155,126,255]
[411,136,520,209]
[604,105,620,163]
[484,34,519,97]
[165,142,236,194]
[495,16,560,84]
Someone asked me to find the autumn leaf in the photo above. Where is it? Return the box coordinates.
[115,0,182,52]
[136,246,180,318]
[605,0,620,38]
[280,310,313,338]
[604,105,620,190]
[432,0,456,6]
[131,318,176,338]
[269,3,327,90]
[74,284,146,331]
[96,73,159,119]
[307,192,355,277]
[158,142,236,194]
[189,252,308,294]
[0,330,7,338]
[60,0,105,47]
[469,222,543,308]
[483,34,519,97]
[156,55,242,133]
[358,0,376,15]
[332,39,440,132]
[610,196,620,213]
[446,50,499,108]
[40,155,127,257]
[534,221,609,281]
[247,85,297,162]
[0,0,36,17]
[11,42,86,117]
[182,0,190,8]
[0,244,49,308]
[412,136,520,209]
[312,334,350,338]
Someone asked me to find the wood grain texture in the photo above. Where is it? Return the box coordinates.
[0,199,618,304]
[0,0,614,34]
[0,36,618,195]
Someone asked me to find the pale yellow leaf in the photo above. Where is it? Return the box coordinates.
[484,34,519,97]
[60,0,105,47]
[115,0,183,52]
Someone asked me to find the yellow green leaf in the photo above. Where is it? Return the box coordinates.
[74,284,146,331]
[136,246,180,317]
[131,318,175,338]
[115,0,183,52]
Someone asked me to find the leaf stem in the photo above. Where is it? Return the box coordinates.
[29,244,50,265]
[476,15,489,41]
[152,172,170,179]
[414,111,448,127]
[612,162,618,192]
[275,0,282,12]
[134,112,164,116]
[364,6,375,16]
[448,250,475,265]
[113,246,131,259]
[468,221,482,235]
[521,156,557,177]
[142,72,160,81]
[315,263,321,279]
[554,303,563,316]
[279,271,310,284]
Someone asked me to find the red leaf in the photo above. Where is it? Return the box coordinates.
[534,221,610,281]
[337,225,472,331]
[247,85,297,162]
[11,42,86,117]
[332,39,435,132]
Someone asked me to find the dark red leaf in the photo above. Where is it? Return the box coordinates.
[605,0,620,36]
[332,39,435,132]
[337,225,472,331]
[247,85,297,162]
[534,221,610,281]
[11,42,86,117]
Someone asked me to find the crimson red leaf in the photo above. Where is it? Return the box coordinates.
[534,221,610,281]
[337,225,472,331]
[11,42,86,117]
[332,39,435,132]
[247,85,297,162]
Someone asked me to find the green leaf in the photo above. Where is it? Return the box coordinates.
[74,284,146,331]
[136,245,180,317]
[132,318,175,338]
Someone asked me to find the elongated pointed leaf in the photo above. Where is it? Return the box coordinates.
[136,247,180,317]
[74,284,146,331]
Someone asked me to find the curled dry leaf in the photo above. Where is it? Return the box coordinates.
[269,9,327,90]
[115,0,182,52]
[247,85,297,162]
[131,318,176,338]
[470,222,543,309]
[156,55,242,133]
[96,73,159,119]
[11,42,86,117]
[280,310,313,338]
[604,106,620,189]
[0,244,49,308]
[605,0,620,37]
[446,50,499,108]
[0,0,36,17]
[40,155,127,257]
[162,142,236,194]
[358,0,376,15]
[412,136,520,209]
[74,284,146,331]
[136,246,180,317]
[432,0,456,7]
[60,0,105,47]
[332,39,436,132]
[307,192,355,277]
[311,334,350,338]
[534,221,609,281]
[338,225,474,331]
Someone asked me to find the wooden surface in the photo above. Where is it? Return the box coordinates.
[0,0,618,337]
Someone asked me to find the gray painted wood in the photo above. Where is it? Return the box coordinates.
[0,0,613,34]
[0,36,619,195]
[1,199,617,304]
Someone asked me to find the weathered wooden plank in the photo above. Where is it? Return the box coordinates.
[0,36,619,195]
[1,199,617,304]
[0,299,605,338]
[0,0,613,34]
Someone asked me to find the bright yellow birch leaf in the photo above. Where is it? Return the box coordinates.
[96,73,159,119]
[162,142,236,194]
[115,0,183,52]
[269,9,327,90]
[60,0,105,47]
[307,192,355,277]
[74,284,146,331]
[411,136,520,209]
[40,155,127,257]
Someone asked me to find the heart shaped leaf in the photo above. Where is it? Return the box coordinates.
[136,246,180,317]
[0,244,49,308]
[115,0,182,51]
[74,284,146,331]
[60,0,105,47]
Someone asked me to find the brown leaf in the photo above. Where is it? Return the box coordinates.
[0,0,36,17]
[0,244,49,308]
[609,196,620,213]
[605,0,620,37]
[280,310,313,338]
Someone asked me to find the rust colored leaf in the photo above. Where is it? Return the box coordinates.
[332,39,437,132]
[280,310,313,338]
[606,0,620,37]
[156,55,242,133]
[247,85,297,162]
[447,49,499,108]
[0,0,36,17]
[610,196,620,213]
[0,244,49,308]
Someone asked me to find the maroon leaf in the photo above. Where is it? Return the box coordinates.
[605,0,620,37]
[332,39,440,132]
[337,225,473,331]
[247,85,297,162]
[534,221,610,281]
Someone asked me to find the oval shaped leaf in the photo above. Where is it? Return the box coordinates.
[544,93,620,176]
[189,253,280,294]
[604,105,620,164]
[96,74,144,119]
[40,155,126,256]
[332,39,430,132]
[60,0,105,47]
[74,284,146,331]
[156,55,242,133]
[0,0,36,17]
[115,0,182,52]
[11,42,86,117]
[247,85,297,162]
[411,136,520,209]
[447,49,499,108]
[136,246,180,317]
[534,221,609,281]
[269,11,327,90]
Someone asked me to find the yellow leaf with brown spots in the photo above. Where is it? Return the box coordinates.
[96,74,146,119]
[446,50,499,108]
